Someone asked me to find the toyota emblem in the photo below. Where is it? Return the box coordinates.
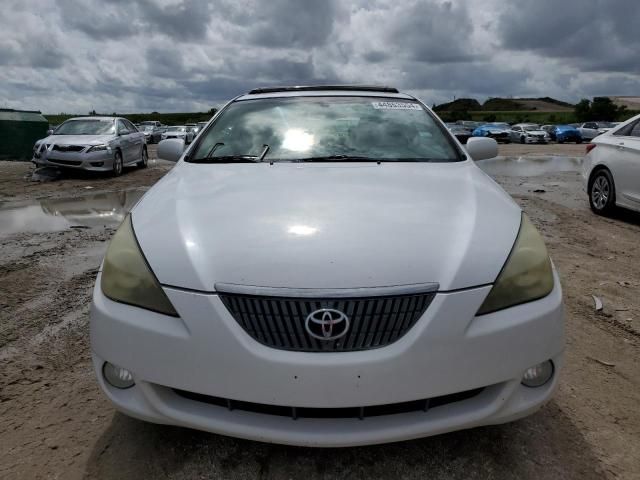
[305,308,350,341]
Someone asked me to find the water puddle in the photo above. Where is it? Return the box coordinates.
[477,155,583,177]
[0,189,146,236]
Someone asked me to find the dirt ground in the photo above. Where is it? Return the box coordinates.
[1,144,638,479]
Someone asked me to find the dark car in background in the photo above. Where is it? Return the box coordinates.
[472,123,511,143]
[553,125,583,143]
[446,123,472,144]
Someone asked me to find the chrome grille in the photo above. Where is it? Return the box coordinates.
[219,291,435,352]
[52,144,85,152]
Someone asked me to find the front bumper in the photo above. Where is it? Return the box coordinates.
[486,133,510,143]
[90,271,564,446]
[523,136,548,144]
[557,134,581,143]
[33,150,115,172]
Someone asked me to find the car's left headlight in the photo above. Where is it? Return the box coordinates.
[477,214,554,315]
[101,215,178,317]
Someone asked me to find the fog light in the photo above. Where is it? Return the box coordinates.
[521,360,554,387]
[103,362,135,389]
[90,161,104,167]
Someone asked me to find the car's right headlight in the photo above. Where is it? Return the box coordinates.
[101,215,178,316]
[87,144,111,152]
[477,214,554,315]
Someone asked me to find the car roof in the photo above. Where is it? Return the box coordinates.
[236,85,414,101]
[67,116,117,121]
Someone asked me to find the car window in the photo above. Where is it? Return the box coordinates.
[191,96,460,162]
[584,123,597,129]
[53,119,116,135]
[629,121,640,138]
[614,120,638,137]
[117,120,130,135]
[125,120,138,132]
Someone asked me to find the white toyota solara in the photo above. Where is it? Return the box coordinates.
[90,86,564,447]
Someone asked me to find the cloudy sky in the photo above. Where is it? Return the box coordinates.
[1,0,639,114]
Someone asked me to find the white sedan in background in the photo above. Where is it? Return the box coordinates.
[161,125,195,143]
[91,85,563,447]
[584,113,640,215]
[509,124,548,144]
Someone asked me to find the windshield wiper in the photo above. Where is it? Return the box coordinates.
[190,142,255,163]
[189,155,260,164]
[190,142,270,164]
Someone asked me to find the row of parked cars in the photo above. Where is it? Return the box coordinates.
[446,121,620,145]
[135,121,208,144]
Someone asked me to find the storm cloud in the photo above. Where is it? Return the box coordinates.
[0,0,638,114]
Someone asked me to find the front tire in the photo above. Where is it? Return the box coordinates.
[137,146,148,169]
[589,169,615,215]
[112,151,123,177]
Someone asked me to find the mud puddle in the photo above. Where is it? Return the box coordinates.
[0,189,146,235]
[478,155,583,177]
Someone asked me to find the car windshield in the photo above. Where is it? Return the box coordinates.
[140,125,154,131]
[523,126,540,131]
[54,119,115,135]
[597,122,615,128]
[190,96,460,162]
[167,126,185,132]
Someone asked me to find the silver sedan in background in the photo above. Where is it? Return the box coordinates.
[138,124,163,144]
[161,125,195,143]
[33,117,148,176]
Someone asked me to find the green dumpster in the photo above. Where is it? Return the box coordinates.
[0,109,49,161]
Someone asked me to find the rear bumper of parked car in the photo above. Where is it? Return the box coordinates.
[32,150,115,172]
[90,270,564,447]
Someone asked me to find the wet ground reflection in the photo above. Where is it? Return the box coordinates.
[0,189,146,235]
[478,155,583,177]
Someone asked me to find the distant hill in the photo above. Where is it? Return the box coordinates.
[432,98,481,112]
[482,98,524,111]
[512,97,574,111]
[610,96,640,110]
[434,97,574,112]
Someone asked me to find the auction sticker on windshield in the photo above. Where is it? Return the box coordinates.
[371,101,422,110]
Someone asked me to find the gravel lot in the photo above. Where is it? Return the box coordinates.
[1,144,639,479]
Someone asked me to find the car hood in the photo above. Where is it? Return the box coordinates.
[525,130,546,135]
[132,161,521,292]
[42,134,115,145]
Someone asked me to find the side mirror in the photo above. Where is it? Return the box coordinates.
[46,129,54,136]
[465,137,498,161]
[157,138,186,162]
